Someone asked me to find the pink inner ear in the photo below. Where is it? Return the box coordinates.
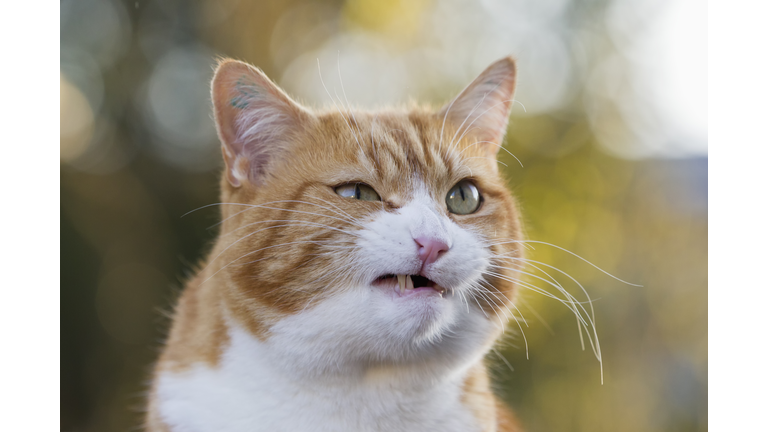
[212,61,310,187]
[232,99,294,184]
[441,57,517,154]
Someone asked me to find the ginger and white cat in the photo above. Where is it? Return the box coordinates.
[147,56,525,431]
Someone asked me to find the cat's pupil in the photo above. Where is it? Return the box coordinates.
[446,180,481,215]
[334,183,381,201]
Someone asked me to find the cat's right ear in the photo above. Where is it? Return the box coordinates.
[211,59,314,187]
[439,56,517,157]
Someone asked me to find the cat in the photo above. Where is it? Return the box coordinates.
[146,55,526,432]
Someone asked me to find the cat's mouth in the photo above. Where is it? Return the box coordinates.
[373,274,446,297]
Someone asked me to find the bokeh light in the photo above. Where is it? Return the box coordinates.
[142,45,219,171]
[60,74,95,163]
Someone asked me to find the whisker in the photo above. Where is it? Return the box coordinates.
[517,296,555,336]
[450,97,516,150]
[231,204,365,229]
[483,269,591,328]
[447,95,491,151]
[465,156,508,167]
[490,257,590,329]
[317,58,374,177]
[206,222,355,272]
[491,239,640,287]
[445,74,517,152]
[486,261,604,382]
[497,256,598,349]
[183,200,363,228]
[506,305,529,360]
[456,289,470,314]
[491,347,515,373]
[467,291,490,319]
[336,52,370,168]
[222,218,359,238]
[503,257,604,360]
[468,283,505,327]
[460,140,523,168]
[439,92,458,153]
[369,113,381,170]
[200,240,340,286]
[483,281,528,329]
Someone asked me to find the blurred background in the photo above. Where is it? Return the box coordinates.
[60,0,707,430]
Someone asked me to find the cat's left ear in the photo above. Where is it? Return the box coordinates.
[439,56,517,155]
[211,59,314,188]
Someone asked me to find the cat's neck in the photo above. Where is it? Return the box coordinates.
[225,313,479,387]
[155,303,489,432]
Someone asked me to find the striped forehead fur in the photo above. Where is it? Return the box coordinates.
[211,105,522,340]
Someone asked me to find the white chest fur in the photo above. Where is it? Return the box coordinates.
[156,321,483,432]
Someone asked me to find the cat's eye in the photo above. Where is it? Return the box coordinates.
[446,180,481,215]
[335,183,381,201]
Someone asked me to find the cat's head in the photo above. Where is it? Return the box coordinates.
[209,57,524,379]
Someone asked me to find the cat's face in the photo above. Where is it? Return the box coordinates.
[209,58,523,377]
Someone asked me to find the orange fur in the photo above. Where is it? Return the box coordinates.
[147,57,525,431]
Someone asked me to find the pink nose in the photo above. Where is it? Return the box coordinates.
[414,237,449,267]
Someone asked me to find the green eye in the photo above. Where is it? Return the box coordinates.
[446,180,481,214]
[335,183,381,201]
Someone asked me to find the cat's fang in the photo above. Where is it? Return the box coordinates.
[396,274,415,295]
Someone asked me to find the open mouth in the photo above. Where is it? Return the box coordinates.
[374,274,447,297]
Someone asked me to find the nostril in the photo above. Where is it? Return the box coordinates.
[414,238,426,250]
[414,236,450,266]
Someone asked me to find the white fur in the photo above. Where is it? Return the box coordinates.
[158,313,490,432]
[157,188,498,431]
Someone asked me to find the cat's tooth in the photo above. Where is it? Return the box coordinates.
[398,274,406,295]
[406,275,414,291]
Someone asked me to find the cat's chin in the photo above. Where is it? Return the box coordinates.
[363,278,457,349]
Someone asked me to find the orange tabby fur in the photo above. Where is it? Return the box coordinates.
[147,57,525,431]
